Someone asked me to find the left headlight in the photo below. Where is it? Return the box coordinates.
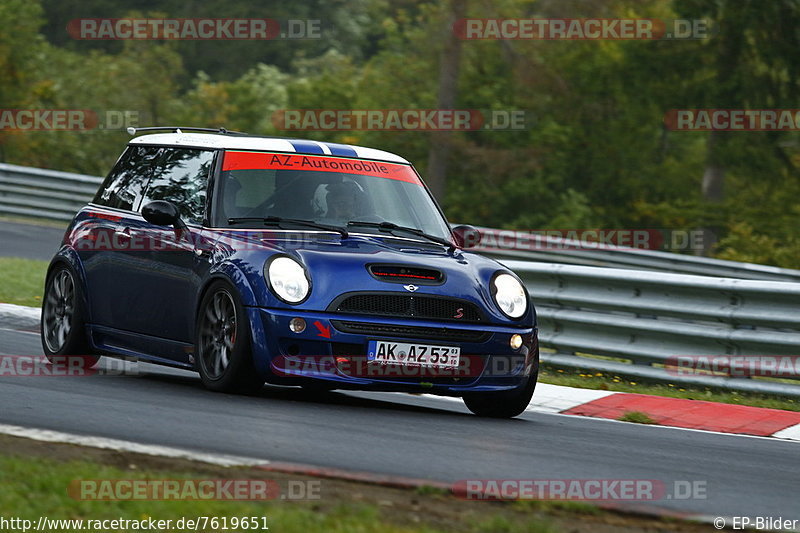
[266,256,311,304]
[492,272,527,319]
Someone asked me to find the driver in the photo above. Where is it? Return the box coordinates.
[325,181,364,220]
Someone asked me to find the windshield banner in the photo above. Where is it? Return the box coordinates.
[222,151,422,185]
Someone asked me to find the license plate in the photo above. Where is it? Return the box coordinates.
[367,340,461,367]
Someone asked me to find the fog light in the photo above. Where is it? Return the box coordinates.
[289,317,306,333]
[510,334,523,350]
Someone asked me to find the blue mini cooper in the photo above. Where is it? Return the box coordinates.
[41,127,538,417]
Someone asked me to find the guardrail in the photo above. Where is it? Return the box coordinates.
[2,163,799,395]
[0,163,103,221]
[503,260,800,397]
[472,227,800,282]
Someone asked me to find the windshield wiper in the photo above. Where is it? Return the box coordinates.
[347,220,454,251]
[228,217,348,238]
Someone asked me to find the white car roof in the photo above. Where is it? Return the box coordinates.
[129,133,410,164]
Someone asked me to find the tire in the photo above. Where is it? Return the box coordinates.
[41,263,99,367]
[196,280,264,394]
[462,369,538,419]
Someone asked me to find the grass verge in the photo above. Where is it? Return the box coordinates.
[0,257,48,307]
[0,214,68,229]
[0,434,711,533]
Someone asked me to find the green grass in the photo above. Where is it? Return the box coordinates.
[511,500,602,516]
[0,257,48,307]
[0,215,67,229]
[413,485,449,496]
[539,366,800,412]
[617,411,657,425]
[0,453,558,533]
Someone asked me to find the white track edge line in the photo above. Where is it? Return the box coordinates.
[0,423,268,467]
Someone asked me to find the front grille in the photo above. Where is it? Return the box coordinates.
[331,320,490,343]
[329,292,483,323]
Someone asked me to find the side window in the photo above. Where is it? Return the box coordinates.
[93,146,161,211]
[140,148,215,224]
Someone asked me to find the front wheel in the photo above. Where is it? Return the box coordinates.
[196,281,264,394]
[462,371,537,418]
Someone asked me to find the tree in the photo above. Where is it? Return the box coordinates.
[674,0,800,254]
[426,0,465,199]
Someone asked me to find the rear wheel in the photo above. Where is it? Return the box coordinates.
[462,370,537,418]
[41,264,99,367]
[196,281,264,394]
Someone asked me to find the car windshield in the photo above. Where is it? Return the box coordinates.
[214,150,452,240]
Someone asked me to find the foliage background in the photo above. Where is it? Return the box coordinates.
[1,0,798,267]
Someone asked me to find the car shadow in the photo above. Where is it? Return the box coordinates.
[102,358,533,422]
[127,364,472,417]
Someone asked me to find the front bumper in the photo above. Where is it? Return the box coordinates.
[245,307,538,394]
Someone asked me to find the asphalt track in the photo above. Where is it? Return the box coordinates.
[0,220,65,261]
[1,220,798,521]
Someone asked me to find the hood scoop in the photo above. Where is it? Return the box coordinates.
[368,264,444,285]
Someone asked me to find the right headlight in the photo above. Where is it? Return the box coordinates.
[266,256,311,304]
[492,272,527,319]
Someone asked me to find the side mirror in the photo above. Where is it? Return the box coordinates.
[452,225,481,249]
[142,200,184,228]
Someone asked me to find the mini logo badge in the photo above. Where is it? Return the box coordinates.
[403,284,419,292]
[454,307,464,319]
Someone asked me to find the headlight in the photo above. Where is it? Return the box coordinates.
[492,273,527,319]
[266,256,310,304]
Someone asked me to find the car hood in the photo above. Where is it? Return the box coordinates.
[213,231,532,325]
